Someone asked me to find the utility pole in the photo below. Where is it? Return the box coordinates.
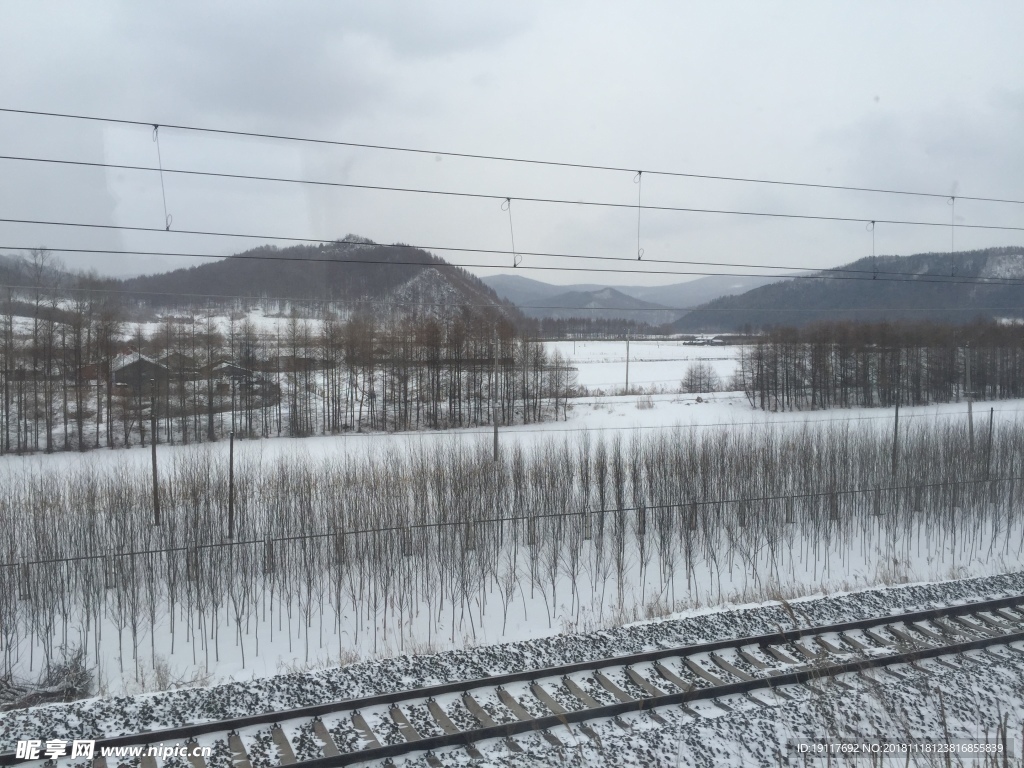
[150,378,160,526]
[965,343,974,450]
[228,430,235,539]
[890,354,900,517]
[891,396,899,479]
[492,333,499,462]
[624,337,630,395]
[985,407,994,480]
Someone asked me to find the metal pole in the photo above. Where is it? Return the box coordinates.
[891,352,900,493]
[986,407,994,480]
[150,378,160,526]
[625,338,630,395]
[228,430,235,539]
[966,344,974,450]
[492,335,498,463]
[891,397,899,479]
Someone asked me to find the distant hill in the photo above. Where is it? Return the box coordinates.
[120,237,519,321]
[520,287,679,324]
[482,273,787,321]
[674,246,1024,332]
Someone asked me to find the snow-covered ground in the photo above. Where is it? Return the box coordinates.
[547,338,737,393]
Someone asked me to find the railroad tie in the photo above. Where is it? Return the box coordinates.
[92,758,108,768]
[754,685,794,703]
[709,652,755,682]
[185,739,207,768]
[887,625,928,648]
[907,661,932,677]
[994,608,1024,624]
[909,621,946,643]
[973,612,1009,630]
[141,752,158,768]
[311,720,340,758]
[951,615,998,637]
[426,699,459,735]
[964,614,1005,635]
[736,648,771,671]
[461,692,498,728]
[813,635,847,655]
[530,682,568,714]
[593,670,633,703]
[389,705,423,742]
[1000,606,1024,622]
[350,712,382,749]
[760,644,801,666]
[653,659,695,691]
[497,687,534,720]
[625,666,666,697]
[271,725,297,765]
[579,724,603,746]
[683,658,726,686]
[838,631,870,652]
[860,628,894,648]
[790,640,821,661]
[823,676,856,692]
[541,730,563,747]
[227,732,253,768]
[646,709,669,726]
[561,676,602,708]
[463,742,485,760]
[744,692,772,708]
[932,617,972,639]
[504,738,525,754]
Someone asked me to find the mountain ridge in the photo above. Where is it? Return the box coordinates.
[674,246,1024,332]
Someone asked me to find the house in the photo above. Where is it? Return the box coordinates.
[112,355,170,395]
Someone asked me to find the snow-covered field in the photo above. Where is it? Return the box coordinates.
[547,338,737,393]
[2,337,1023,765]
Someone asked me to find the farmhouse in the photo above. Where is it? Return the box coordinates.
[112,355,170,394]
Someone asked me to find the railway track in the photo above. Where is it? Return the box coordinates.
[7,594,1024,768]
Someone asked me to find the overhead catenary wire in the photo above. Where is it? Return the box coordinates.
[4,153,1024,236]
[3,106,1024,206]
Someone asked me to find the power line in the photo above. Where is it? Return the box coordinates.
[2,233,1022,288]
[3,106,1022,205]
[4,153,1024,234]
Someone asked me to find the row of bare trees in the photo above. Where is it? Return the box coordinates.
[0,254,575,453]
[1,416,1019,687]
[737,320,1024,411]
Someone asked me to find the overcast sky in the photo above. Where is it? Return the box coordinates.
[1,2,1022,284]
